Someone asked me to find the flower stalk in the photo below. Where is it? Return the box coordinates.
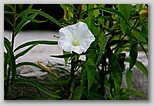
[12,4,16,50]
[67,52,78,96]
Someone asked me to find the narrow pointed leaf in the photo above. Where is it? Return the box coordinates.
[14,79,61,99]
[14,4,33,36]
[14,40,57,52]
[15,44,36,59]
[96,35,111,66]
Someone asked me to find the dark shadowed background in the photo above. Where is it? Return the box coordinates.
[4,4,64,31]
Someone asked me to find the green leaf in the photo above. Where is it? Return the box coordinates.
[69,86,86,100]
[51,53,73,58]
[88,4,94,17]
[14,4,33,36]
[14,40,58,52]
[16,62,45,71]
[25,17,48,23]
[126,89,148,99]
[83,7,129,25]
[141,25,148,42]
[85,50,97,91]
[52,66,70,74]
[126,69,132,89]
[41,80,69,86]
[4,37,16,83]
[96,35,111,66]
[118,4,132,35]
[135,4,143,12]
[109,54,123,90]
[14,79,61,99]
[15,44,36,59]
[60,4,76,12]
[125,58,148,89]
[4,4,14,11]
[85,17,92,29]
[135,60,148,78]
[63,51,71,65]
[138,42,148,58]
[30,9,62,27]
[4,11,14,15]
[48,71,58,81]
[84,91,105,100]
[4,53,9,77]
[96,16,113,22]
[132,29,147,44]
[89,83,101,92]
[129,41,138,70]
[125,58,148,78]
[4,16,13,26]
[87,65,95,91]
[93,4,100,17]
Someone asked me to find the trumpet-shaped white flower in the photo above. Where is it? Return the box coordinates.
[58,22,95,54]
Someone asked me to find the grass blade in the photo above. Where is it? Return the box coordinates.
[14,79,61,99]
[15,44,36,59]
[16,62,45,71]
[14,4,33,36]
[30,9,62,27]
[14,40,58,52]
[4,37,16,83]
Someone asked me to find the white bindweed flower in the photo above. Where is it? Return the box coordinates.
[58,22,95,54]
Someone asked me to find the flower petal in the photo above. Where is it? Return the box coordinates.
[58,22,95,54]
[59,27,74,41]
[73,46,84,54]
[75,22,90,38]
[58,39,74,52]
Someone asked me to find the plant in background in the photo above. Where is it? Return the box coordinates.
[53,4,148,100]
[4,4,62,100]
[4,4,148,100]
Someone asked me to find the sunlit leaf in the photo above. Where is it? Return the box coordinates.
[118,4,132,35]
[69,86,86,100]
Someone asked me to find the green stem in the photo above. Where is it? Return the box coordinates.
[78,4,82,19]
[67,53,76,96]
[5,4,16,100]
[11,4,16,50]
[4,62,11,99]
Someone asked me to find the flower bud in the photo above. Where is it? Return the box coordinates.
[139,9,148,20]
[63,8,73,22]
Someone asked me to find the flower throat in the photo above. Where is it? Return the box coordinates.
[72,40,79,46]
